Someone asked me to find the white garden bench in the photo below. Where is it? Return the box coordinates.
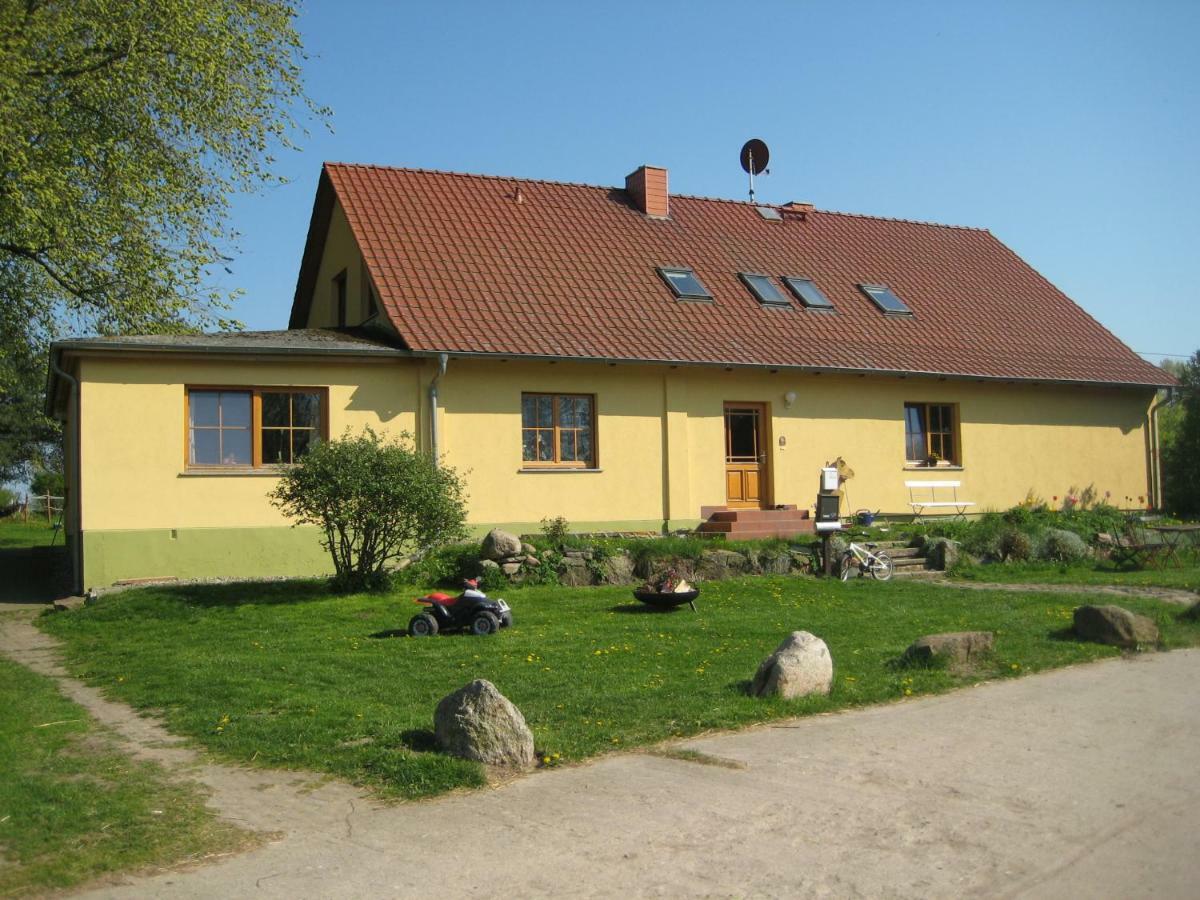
[905,480,975,522]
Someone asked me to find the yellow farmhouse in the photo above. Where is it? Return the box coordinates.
[46,163,1173,591]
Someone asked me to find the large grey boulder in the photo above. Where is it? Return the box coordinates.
[1073,605,1159,649]
[557,556,593,587]
[697,549,749,581]
[598,553,635,585]
[757,553,792,575]
[924,537,960,571]
[751,631,833,699]
[904,631,994,673]
[481,528,522,561]
[434,680,535,767]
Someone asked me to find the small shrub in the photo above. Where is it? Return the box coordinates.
[539,516,570,550]
[999,529,1033,562]
[1039,528,1091,562]
[270,427,468,593]
[393,542,479,587]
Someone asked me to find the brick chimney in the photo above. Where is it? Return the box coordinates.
[625,165,669,218]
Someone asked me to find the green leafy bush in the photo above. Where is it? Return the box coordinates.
[920,502,1126,560]
[539,516,570,550]
[999,529,1033,562]
[1039,528,1091,562]
[270,428,468,592]
[393,542,480,587]
[30,469,64,498]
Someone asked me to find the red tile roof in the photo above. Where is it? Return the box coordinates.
[295,163,1172,387]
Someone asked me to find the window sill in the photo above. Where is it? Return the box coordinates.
[903,465,963,471]
[179,468,288,477]
[518,467,603,474]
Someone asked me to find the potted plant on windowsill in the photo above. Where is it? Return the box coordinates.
[925,452,943,468]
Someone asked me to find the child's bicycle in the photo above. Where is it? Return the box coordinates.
[838,538,893,581]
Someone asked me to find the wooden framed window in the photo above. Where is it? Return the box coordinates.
[188,391,252,466]
[261,391,323,465]
[186,387,328,469]
[904,403,959,465]
[521,393,595,467]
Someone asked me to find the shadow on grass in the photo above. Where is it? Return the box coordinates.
[167,579,336,609]
[0,546,70,605]
[1048,626,1080,642]
[398,728,439,753]
[608,603,690,615]
[369,628,409,639]
[727,678,755,696]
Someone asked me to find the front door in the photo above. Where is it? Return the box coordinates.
[724,402,769,508]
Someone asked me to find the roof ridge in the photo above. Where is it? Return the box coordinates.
[324,162,988,232]
[324,161,616,194]
[671,192,989,232]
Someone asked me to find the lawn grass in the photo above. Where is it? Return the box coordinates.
[952,558,1200,592]
[38,575,1200,801]
[0,654,249,896]
[0,517,60,550]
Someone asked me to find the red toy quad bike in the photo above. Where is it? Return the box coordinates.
[409,579,513,637]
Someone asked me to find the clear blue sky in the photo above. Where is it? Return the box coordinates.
[225,0,1200,363]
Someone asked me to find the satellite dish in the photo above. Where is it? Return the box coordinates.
[739,138,770,175]
[739,138,770,201]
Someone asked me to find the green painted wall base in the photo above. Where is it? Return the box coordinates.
[82,526,331,589]
[81,519,705,588]
[464,519,694,539]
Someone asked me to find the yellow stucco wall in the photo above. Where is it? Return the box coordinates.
[77,353,1155,532]
[77,354,419,531]
[434,360,1154,525]
[305,200,376,329]
[70,351,1155,584]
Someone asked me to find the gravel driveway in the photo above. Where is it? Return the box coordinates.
[37,642,1194,899]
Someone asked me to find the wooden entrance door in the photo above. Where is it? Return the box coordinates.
[724,402,769,508]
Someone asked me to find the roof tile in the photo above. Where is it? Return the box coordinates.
[322,163,1170,387]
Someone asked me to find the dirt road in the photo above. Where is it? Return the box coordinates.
[5,612,1199,898]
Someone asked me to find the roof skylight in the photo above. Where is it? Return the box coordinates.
[858,283,913,315]
[738,273,790,307]
[657,267,712,301]
[783,276,834,310]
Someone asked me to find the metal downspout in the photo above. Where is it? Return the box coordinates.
[50,355,82,593]
[1151,387,1177,512]
[428,353,449,466]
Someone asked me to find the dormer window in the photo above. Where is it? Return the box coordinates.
[657,267,712,301]
[859,283,913,316]
[783,276,834,311]
[738,273,790,307]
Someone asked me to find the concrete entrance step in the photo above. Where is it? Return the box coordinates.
[891,568,946,580]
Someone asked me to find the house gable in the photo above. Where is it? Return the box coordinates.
[291,170,397,338]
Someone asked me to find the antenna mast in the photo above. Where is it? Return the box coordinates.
[739,138,770,203]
